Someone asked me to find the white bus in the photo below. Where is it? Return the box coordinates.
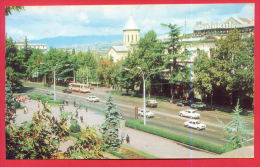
[68,83,91,93]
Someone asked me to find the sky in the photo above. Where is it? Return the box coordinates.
[6,3,255,41]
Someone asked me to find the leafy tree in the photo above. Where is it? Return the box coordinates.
[100,96,122,150]
[161,24,191,100]
[64,128,104,159]
[202,30,254,107]
[5,37,24,91]
[193,49,216,105]
[5,6,24,16]
[6,101,104,159]
[120,30,165,96]
[219,101,252,150]
[5,80,17,125]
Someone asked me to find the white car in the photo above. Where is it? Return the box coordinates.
[46,90,54,95]
[87,96,100,102]
[184,119,206,130]
[179,109,200,119]
[138,109,155,118]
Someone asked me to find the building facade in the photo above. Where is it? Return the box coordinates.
[15,41,48,51]
[108,16,140,62]
[193,17,254,38]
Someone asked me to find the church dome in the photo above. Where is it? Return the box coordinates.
[124,16,139,30]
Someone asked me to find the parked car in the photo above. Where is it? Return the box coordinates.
[46,90,54,95]
[63,88,72,93]
[190,102,207,110]
[177,102,184,107]
[138,109,155,118]
[184,119,206,130]
[146,100,158,108]
[179,109,200,119]
[182,100,191,106]
[87,96,100,102]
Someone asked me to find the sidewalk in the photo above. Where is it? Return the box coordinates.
[120,126,215,159]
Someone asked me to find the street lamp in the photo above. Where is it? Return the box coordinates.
[125,67,168,125]
[40,63,69,101]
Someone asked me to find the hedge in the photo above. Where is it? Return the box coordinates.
[28,93,62,106]
[125,119,227,154]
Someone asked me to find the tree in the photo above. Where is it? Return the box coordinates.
[6,101,104,159]
[161,24,191,100]
[204,30,254,107]
[5,80,18,125]
[100,96,122,150]
[120,30,165,96]
[193,49,216,105]
[5,6,24,16]
[219,101,252,150]
[5,37,24,91]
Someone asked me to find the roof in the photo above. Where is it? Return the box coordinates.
[111,45,128,52]
[194,17,254,31]
[124,16,139,30]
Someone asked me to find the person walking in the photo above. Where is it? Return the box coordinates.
[85,106,88,112]
[126,134,130,144]
[23,106,28,114]
[80,116,83,123]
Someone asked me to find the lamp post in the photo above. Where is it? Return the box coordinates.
[125,67,168,125]
[41,63,69,101]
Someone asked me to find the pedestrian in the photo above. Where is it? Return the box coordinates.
[85,106,88,112]
[73,101,76,107]
[61,104,64,112]
[23,106,28,114]
[66,101,69,106]
[126,134,130,144]
[80,116,83,123]
[75,110,78,118]
[121,132,125,144]
[59,105,62,112]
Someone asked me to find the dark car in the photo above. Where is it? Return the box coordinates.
[182,100,191,106]
[190,102,207,110]
[63,88,72,93]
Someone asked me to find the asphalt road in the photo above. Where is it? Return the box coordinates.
[20,82,254,146]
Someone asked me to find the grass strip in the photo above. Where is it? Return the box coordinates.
[125,119,228,154]
[121,145,158,159]
[108,151,127,159]
[28,93,62,106]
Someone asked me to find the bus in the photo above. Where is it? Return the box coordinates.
[68,83,91,93]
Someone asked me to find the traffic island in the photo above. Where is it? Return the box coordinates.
[125,119,230,154]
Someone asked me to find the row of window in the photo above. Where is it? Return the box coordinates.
[124,33,139,43]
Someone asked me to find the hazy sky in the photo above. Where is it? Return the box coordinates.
[6,3,254,40]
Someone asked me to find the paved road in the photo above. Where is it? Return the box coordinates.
[20,82,254,146]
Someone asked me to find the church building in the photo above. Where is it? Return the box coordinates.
[108,16,140,62]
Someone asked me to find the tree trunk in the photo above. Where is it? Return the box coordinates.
[170,84,174,102]
[211,93,213,107]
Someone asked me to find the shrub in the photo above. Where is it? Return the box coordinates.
[125,119,226,154]
[70,119,81,133]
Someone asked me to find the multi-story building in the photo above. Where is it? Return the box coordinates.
[15,41,48,51]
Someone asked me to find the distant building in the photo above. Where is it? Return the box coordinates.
[108,16,140,62]
[180,17,254,63]
[193,17,254,38]
[15,41,48,51]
